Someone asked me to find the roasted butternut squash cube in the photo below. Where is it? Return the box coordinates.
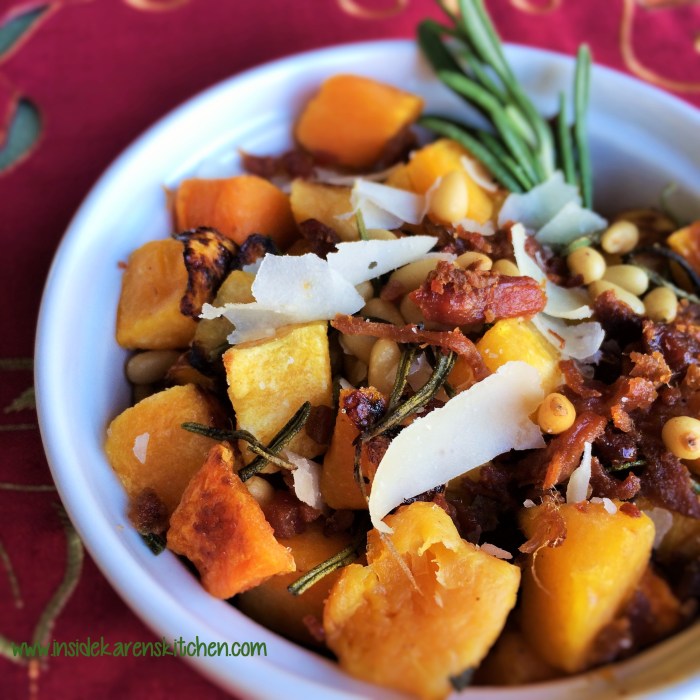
[167,443,295,598]
[237,523,352,646]
[116,239,197,350]
[289,179,358,241]
[386,139,494,224]
[105,384,220,515]
[476,318,561,393]
[223,322,332,463]
[321,387,386,510]
[667,222,700,275]
[174,175,298,249]
[324,502,521,700]
[295,74,423,169]
[519,501,655,673]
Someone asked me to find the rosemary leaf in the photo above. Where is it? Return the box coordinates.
[574,45,593,208]
[625,246,700,294]
[388,345,418,413]
[609,459,646,472]
[365,351,456,440]
[476,129,534,190]
[418,116,524,193]
[239,401,311,481]
[356,209,368,241]
[288,531,366,596]
[141,532,166,556]
[557,92,577,187]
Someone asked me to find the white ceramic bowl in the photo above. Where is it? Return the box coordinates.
[35,40,700,700]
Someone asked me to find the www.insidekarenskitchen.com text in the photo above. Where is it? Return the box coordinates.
[11,636,267,658]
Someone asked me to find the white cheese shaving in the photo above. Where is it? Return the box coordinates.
[368,361,546,532]
[479,543,513,560]
[498,171,606,246]
[591,497,618,514]
[285,451,325,511]
[531,313,604,361]
[407,353,433,392]
[643,507,675,549]
[132,433,149,465]
[454,218,496,236]
[326,236,437,286]
[459,155,498,193]
[511,223,592,320]
[345,179,425,229]
[523,498,537,509]
[566,441,592,504]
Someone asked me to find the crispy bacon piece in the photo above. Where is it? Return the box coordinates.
[643,318,700,376]
[560,359,603,399]
[639,444,700,518]
[524,235,582,288]
[241,148,317,180]
[589,456,641,501]
[519,494,567,554]
[410,261,546,326]
[594,290,643,347]
[606,377,658,433]
[298,218,340,259]
[542,412,607,489]
[629,350,672,387]
[331,314,489,380]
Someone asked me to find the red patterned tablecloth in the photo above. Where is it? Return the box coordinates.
[1,0,699,698]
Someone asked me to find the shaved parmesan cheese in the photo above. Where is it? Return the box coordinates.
[460,155,498,193]
[200,302,296,344]
[326,236,437,286]
[511,223,592,320]
[286,451,325,511]
[498,172,578,231]
[523,498,537,509]
[643,507,674,549]
[591,497,618,514]
[566,441,592,504]
[537,200,607,246]
[347,179,425,229]
[133,433,149,465]
[368,361,546,532]
[531,314,604,361]
[480,543,513,560]
[407,353,433,392]
[454,218,496,236]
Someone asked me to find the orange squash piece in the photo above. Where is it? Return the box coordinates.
[324,502,521,700]
[320,387,386,510]
[295,74,424,170]
[174,174,298,249]
[167,443,295,599]
[105,384,220,516]
[116,238,197,350]
[667,222,700,275]
[237,523,352,646]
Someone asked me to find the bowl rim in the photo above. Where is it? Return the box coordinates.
[34,37,700,700]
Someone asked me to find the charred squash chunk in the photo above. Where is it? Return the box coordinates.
[519,501,655,673]
[174,175,298,249]
[223,322,333,464]
[116,239,197,350]
[295,74,424,170]
[324,502,521,700]
[105,384,219,516]
[237,523,352,647]
[167,443,295,598]
[320,387,386,510]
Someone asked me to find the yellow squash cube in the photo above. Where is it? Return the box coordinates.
[289,179,358,242]
[386,138,494,224]
[223,322,332,462]
[324,502,521,700]
[476,318,561,393]
[519,501,655,673]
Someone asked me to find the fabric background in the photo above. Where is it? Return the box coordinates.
[1,0,699,697]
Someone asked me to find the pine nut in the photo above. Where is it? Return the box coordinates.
[567,246,606,284]
[126,350,181,385]
[355,280,374,303]
[455,251,493,271]
[537,393,576,435]
[492,259,520,276]
[399,295,425,324]
[388,258,441,295]
[429,171,469,224]
[368,339,401,396]
[339,333,376,365]
[244,476,275,506]
[603,265,649,296]
[588,280,645,315]
[644,286,678,323]
[601,221,640,254]
[662,416,700,460]
[366,228,397,241]
[361,298,405,326]
[344,355,368,386]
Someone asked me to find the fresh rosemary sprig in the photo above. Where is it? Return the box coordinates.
[388,345,418,412]
[364,351,456,440]
[182,401,311,481]
[624,245,700,295]
[418,1,593,203]
[141,532,167,555]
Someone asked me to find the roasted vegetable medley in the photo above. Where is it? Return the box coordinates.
[106,3,700,698]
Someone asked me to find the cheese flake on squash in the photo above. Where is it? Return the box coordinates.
[369,361,545,532]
